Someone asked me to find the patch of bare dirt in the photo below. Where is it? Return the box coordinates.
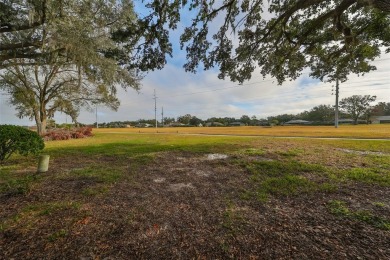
[1,151,389,259]
[206,153,229,160]
[337,148,387,156]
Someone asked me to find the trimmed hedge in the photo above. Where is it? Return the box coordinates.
[0,125,45,162]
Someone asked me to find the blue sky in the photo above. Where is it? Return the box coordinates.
[1,4,389,125]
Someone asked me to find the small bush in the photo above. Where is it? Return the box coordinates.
[44,127,93,141]
[0,125,45,162]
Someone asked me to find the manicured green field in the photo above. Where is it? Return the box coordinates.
[95,124,390,139]
[1,131,390,258]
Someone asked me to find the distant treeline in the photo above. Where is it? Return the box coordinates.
[90,101,390,128]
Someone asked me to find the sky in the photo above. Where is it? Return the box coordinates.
[1,4,389,126]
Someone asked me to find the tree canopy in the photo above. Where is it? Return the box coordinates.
[175,0,390,84]
[371,102,390,116]
[339,94,377,124]
[0,0,175,72]
[2,1,389,84]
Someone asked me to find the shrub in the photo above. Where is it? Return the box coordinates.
[44,129,71,141]
[0,125,45,162]
[44,127,93,141]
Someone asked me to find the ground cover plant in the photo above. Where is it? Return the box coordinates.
[0,129,389,258]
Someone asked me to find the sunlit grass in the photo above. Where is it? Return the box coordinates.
[66,167,123,184]
[241,159,332,201]
[0,201,80,232]
[94,124,390,139]
[328,200,390,230]
[337,168,390,186]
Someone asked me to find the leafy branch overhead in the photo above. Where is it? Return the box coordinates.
[1,1,389,84]
[178,0,390,84]
[0,0,174,73]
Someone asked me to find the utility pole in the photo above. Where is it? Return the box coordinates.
[96,105,99,128]
[161,107,164,127]
[153,89,158,129]
[334,78,339,128]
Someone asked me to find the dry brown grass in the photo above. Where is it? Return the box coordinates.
[95,124,390,139]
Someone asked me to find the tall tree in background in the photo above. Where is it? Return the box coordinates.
[371,102,390,116]
[307,105,335,122]
[163,117,176,125]
[177,114,193,125]
[0,59,130,135]
[339,95,376,124]
[240,115,251,125]
[267,114,295,125]
[189,116,203,126]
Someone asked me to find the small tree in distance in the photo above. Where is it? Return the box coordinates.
[371,102,390,116]
[177,114,193,125]
[339,95,377,124]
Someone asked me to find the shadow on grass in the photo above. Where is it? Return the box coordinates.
[0,140,241,197]
[240,159,336,202]
[44,140,242,157]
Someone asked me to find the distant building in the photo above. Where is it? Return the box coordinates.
[337,119,354,124]
[284,120,311,125]
[338,118,366,124]
[205,122,224,127]
[167,122,186,127]
[371,116,390,124]
[257,120,270,126]
[228,122,245,126]
[135,123,153,128]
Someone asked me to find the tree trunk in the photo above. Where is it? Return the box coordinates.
[35,107,47,136]
[40,118,47,136]
[36,118,47,136]
[37,100,48,136]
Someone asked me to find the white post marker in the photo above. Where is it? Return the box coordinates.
[37,155,50,173]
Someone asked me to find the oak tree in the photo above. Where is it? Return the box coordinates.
[0,0,175,71]
[174,0,390,83]
[0,0,145,135]
[339,95,377,124]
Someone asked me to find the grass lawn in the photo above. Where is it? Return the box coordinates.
[96,124,390,139]
[1,128,390,258]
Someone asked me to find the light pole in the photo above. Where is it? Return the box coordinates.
[96,105,98,128]
[153,89,158,129]
[334,78,339,128]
